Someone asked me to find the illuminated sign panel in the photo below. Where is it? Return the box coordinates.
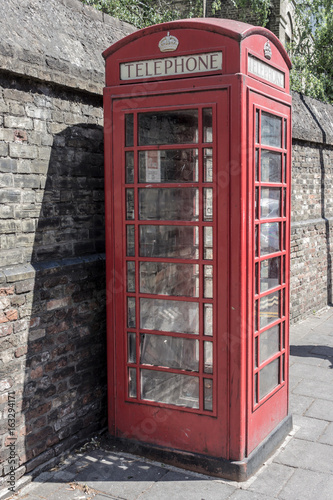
[120,52,223,80]
[248,55,285,88]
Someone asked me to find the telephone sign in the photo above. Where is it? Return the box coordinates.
[103,18,292,481]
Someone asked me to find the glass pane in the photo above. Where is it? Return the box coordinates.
[260,188,281,219]
[140,298,199,334]
[138,110,198,146]
[204,148,213,182]
[261,151,282,183]
[259,324,279,364]
[260,257,280,292]
[283,188,286,217]
[125,151,134,184]
[284,119,287,149]
[204,304,213,336]
[282,322,285,349]
[261,112,282,148]
[254,373,258,404]
[141,370,199,408]
[204,226,213,260]
[282,353,285,382]
[128,368,137,398]
[139,188,199,221]
[139,225,199,259]
[255,187,259,219]
[140,262,199,297]
[259,358,279,399]
[204,341,213,373]
[254,300,258,331]
[127,261,135,292]
[255,336,258,368]
[127,297,136,328]
[126,189,135,220]
[283,255,286,284]
[260,222,280,255]
[255,262,258,295]
[283,154,287,183]
[283,222,286,251]
[255,225,258,257]
[256,109,259,144]
[204,379,213,411]
[282,288,286,317]
[203,108,213,143]
[203,188,213,221]
[125,114,134,147]
[128,332,136,363]
[139,149,198,183]
[126,225,135,256]
[204,265,213,298]
[255,149,259,181]
[260,291,280,328]
[140,334,199,371]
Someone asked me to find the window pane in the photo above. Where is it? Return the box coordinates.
[255,149,259,181]
[204,341,213,373]
[259,324,279,363]
[204,379,213,411]
[140,298,199,334]
[255,187,259,220]
[126,189,135,220]
[260,222,280,255]
[260,257,280,292]
[126,225,135,256]
[260,187,281,219]
[256,109,260,144]
[260,291,280,329]
[204,304,213,336]
[125,114,134,147]
[204,265,213,298]
[203,188,213,221]
[140,262,199,297]
[139,188,199,221]
[204,148,213,182]
[138,110,198,146]
[127,297,136,328]
[128,332,136,363]
[203,108,213,143]
[204,226,213,260]
[128,368,137,398]
[125,151,134,184]
[141,370,199,408]
[140,334,199,371]
[139,225,199,259]
[261,112,282,148]
[139,149,198,183]
[259,358,279,399]
[261,151,282,183]
[127,261,135,292]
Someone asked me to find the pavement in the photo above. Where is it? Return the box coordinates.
[7,307,333,500]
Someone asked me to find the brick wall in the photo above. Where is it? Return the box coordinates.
[0,0,136,494]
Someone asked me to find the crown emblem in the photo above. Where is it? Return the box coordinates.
[158,32,179,52]
[264,41,272,60]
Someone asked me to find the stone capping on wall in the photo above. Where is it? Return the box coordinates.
[0,0,136,96]
[291,91,333,146]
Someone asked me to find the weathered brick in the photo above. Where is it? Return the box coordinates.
[9,143,38,159]
[0,323,13,337]
[4,116,33,130]
[0,158,17,173]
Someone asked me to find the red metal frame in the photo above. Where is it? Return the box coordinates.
[103,18,292,465]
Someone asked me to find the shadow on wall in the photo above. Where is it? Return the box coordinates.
[22,123,108,473]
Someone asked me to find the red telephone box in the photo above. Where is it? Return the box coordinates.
[103,19,292,480]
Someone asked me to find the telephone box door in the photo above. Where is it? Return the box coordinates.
[110,90,229,457]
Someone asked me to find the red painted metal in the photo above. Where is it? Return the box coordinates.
[103,18,291,467]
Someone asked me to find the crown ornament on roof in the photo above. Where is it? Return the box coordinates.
[158,32,179,52]
[264,40,272,60]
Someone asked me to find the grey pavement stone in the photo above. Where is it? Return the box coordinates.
[292,378,333,400]
[292,415,329,442]
[227,489,272,500]
[289,363,333,383]
[278,469,333,500]
[305,399,333,421]
[247,463,294,497]
[139,470,235,500]
[318,421,333,446]
[289,394,314,415]
[274,438,333,474]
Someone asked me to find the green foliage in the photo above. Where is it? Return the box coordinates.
[289,0,333,103]
[230,0,271,26]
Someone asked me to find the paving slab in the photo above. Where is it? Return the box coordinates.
[305,398,333,421]
[292,414,329,442]
[247,463,294,497]
[292,377,333,400]
[278,469,333,500]
[274,438,333,474]
[318,421,333,446]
